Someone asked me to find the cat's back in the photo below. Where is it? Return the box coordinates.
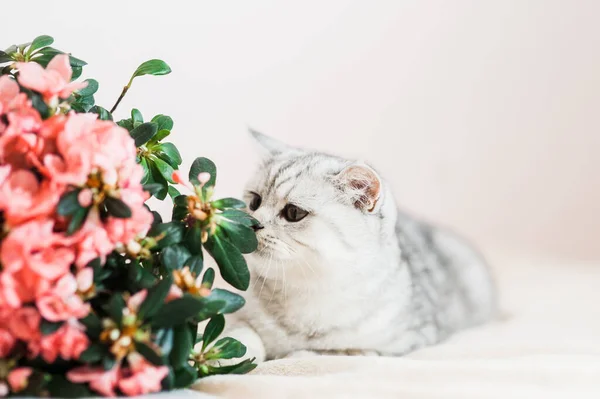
[395,210,496,336]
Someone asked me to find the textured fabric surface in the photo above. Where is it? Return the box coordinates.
[190,254,600,398]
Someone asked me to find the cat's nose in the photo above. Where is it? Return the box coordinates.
[252,222,264,231]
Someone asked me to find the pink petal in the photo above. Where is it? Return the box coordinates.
[16,62,50,93]
[7,367,32,392]
[46,54,72,82]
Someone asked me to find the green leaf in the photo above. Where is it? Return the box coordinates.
[168,185,181,199]
[212,198,247,209]
[0,50,12,63]
[208,288,245,314]
[151,114,174,132]
[57,189,82,216]
[155,328,174,359]
[149,161,169,200]
[187,254,204,275]
[139,276,172,319]
[77,78,99,97]
[117,118,134,131]
[105,294,126,325]
[131,108,144,125]
[130,122,158,147]
[153,129,171,142]
[153,156,176,183]
[173,363,197,388]
[201,268,215,288]
[136,341,163,365]
[204,235,250,291]
[79,313,102,338]
[132,59,172,79]
[71,66,83,81]
[66,207,89,236]
[170,324,193,367]
[79,343,106,363]
[47,376,94,398]
[184,223,203,255]
[40,319,62,335]
[219,209,259,228]
[204,358,257,376]
[148,222,184,249]
[156,142,182,167]
[30,92,50,118]
[202,315,225,350]
[143,183,164,196]
[211,337,246,359]
[189,157,217,187]
[29,35,54,54]
[103,355,117,371]
[150,295,206,328]
[159,245,191,271]
[104,196,132,218]
[215,220,258,254]
[89,105,113,121]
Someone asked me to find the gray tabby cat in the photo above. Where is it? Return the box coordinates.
[223,131,496,362]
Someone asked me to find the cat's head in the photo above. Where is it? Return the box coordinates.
[244,130,394,281]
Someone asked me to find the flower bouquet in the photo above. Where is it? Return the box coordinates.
[0,35,258,397]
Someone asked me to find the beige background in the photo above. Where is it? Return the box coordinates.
[5,0,599,261]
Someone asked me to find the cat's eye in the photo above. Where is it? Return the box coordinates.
[281,204,309,222]
[248,192,262,211]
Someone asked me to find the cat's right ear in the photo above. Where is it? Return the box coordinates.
[248,128,291,158]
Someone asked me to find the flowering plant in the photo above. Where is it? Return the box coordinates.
[0,35,258,397]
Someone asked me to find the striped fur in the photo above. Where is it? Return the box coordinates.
[224,132,496,361]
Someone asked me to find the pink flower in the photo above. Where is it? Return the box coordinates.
[0,75,28,119]
[67,365,120,397]
[118,353,168,396]
[127,289,147,313]
[7,368,32,393]
[166,285,183,302]
[17,55,87,103]
[1,267,51,308]
[0,168,60,227]
[78,188,93,207]
[71,208,115,268]
[0,328,15,358]
[38,323,89,363]
[8,307,40,341]
[37,272,90,322]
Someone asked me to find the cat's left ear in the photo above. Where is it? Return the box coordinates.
[336,163,382,213]
[248,128,292,158]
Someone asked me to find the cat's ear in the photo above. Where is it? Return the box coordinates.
[336,163,382,213]
[248,128,291,157]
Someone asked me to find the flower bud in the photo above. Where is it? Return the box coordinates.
[197,172,211,185]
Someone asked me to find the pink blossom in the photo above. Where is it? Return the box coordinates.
[0,328,15,358]
[37,273,90,322]
[17,55,87,103]
[7,368,32,393]
[67,365,120,397]
[0,168,60,227]
[0,220,73,280]
[127,289,147,313]
[78,188,93,207]
[38,323,89,363]
[0,75,28,116]
[71,208,115,268]
[166,285,184,302]
[8,307,40,341]
[1,267,51,307]
[118,353,169,396]
[197,172,211,185]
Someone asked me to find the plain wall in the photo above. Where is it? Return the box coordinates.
[4,0,599,261]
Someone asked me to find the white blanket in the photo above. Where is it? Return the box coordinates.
[189,254,600,398]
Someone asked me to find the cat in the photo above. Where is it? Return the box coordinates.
[221,130,496,362]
